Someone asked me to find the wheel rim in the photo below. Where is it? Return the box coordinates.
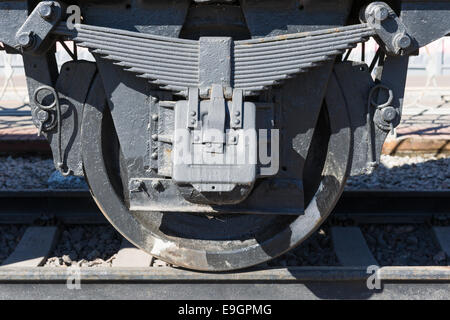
[81,74,352,271]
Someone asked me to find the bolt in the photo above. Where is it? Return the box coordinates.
[151,180,162,190]
[36,110,49,122]
[370,4,389,21]
[151,114,158,121]
[394,34,411,50]
[130,180,143,192]
[151,152,158,160]
[381,106,397,122]
[234,119,241,125]
[151,134,158,141]
[39,3,54,20]
[234,111,241,117]
[190,111,196,117]
[17,32,34,49]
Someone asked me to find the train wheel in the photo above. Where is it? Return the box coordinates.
[81,74,352,271]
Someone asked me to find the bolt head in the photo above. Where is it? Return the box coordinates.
[39,3,53,20]
[17,32,34,48]
[151,114,158,121]
[230,136,237,143]
[36,110,49,122]
[381,107,397,122]
[190,111,196,117]
[234,119,241,125]
[372,5,389,21]
[130,180,143,191]
[394,34,411,50]
[234,111,241,117]
[151,180,162,190]
[151,152,158,160]
[151,134,158,141]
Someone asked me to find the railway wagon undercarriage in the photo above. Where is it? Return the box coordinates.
[0,0,449,271]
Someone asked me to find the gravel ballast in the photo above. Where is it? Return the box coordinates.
[45,225,122,267]
[0,154,448,268]
[361,224,447,266]
[0,154,448,190]
[1,223,447,268]
[346,155,449,190]
[0,156,53,190]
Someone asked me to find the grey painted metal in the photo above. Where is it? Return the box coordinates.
[401,1,450,48]
[80,67,353,270]
[363,2,417,55]
[15,1,62,54]
[433,227,450,264]
[54,22,375,95]
[199,37,232,88]
[331,227,378,267]
[0,226,58,267]
[0,1,28,49]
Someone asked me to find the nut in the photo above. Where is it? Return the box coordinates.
[17,32,34,49]
[381,106,397,123]
[151,180,162,190]
[39,3,54,20]
[394,34,411,50]
[36,110,49,122]
[370,5,389,21]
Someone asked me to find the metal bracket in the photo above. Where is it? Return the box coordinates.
[187,87,199,129]
[231,89,243,129]
[33,85,71,176]
[203,84,226,153]
[15,1,63,54]
[363,2,417,56]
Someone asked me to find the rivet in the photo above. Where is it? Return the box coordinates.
[151,152,158,160]
[151,114,158,121]
[234,111,241,117]
[151,134,158,141]
[234,119,241,125]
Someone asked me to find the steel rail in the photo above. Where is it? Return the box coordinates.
[0,266,449,282]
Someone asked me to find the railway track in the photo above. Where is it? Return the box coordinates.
[0,189,448,224]
[0,189,449,299]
